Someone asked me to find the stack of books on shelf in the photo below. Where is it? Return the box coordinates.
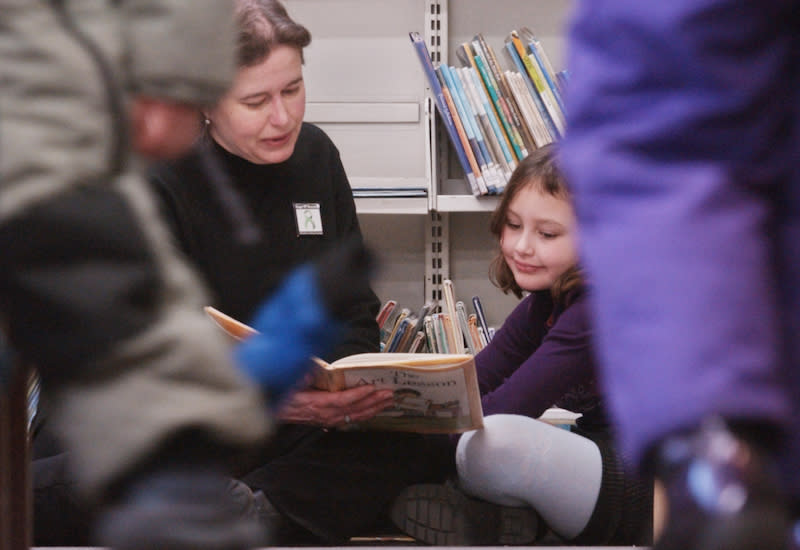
[378,279,494,355]
[410,28,566,197]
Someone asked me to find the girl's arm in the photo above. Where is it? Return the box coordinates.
[479,294,594,418]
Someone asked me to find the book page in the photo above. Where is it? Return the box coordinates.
[330,352,470,369]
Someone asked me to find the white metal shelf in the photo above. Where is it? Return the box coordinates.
[435,194,500,213]
[354,197,429,215]
[289,0,569,325]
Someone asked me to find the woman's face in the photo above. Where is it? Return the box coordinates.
[500,183,579,292]
[207,45,306,164]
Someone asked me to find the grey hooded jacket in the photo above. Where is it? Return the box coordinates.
[0,0,270,502]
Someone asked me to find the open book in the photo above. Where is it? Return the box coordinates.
[204,306,484,434]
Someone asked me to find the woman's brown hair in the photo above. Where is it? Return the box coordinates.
[488,143,582,303]
[235,0,312,67]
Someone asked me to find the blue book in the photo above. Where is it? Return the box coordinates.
[457,67,508,191]
[469,40,525,162]
[410,32,479,194]
[557,70,569,91]
[440,64,496,194]
[472,296,492,343]
[526,36,566,116]
[466,66,515,175]
[504,40,558,142]
[435,66,489,195]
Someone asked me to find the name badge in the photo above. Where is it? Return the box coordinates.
[294,202,323,236]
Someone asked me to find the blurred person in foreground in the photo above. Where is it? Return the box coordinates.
[149,0,454,543]
[560,1,799,549]
[1,1,361,548]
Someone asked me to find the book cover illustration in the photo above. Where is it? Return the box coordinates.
[320,353,483,433]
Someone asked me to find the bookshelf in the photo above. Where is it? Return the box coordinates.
[285,0,572,328]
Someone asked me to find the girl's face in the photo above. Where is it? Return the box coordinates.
[207,45,306,165]
[500,182,579,292]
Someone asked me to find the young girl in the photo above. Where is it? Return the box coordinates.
[391,144,653,546]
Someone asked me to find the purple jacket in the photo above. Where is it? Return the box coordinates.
[560,0,797,472]
[475,288,607,431]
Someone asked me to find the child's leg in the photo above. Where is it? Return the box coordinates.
[456,414,602,539]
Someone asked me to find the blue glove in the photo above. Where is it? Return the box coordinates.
[235,237,375,404]
[235,265,345,404]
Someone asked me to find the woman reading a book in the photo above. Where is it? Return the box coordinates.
[391,144,653,546]
[148,0,453,544]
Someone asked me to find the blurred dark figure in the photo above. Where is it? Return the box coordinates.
[148,0,455,543]
[560,1,799,549]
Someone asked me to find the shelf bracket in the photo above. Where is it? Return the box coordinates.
[423,0,447,212]
[425,211,449,307]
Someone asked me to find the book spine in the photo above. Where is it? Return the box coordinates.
[528,35,566,116]
[465,63,517,179]
[458,41,518,164]
[445,64,502,194]
[470,39,526,162]
[518,36,566,138]
[423,315,438,354]
[505,70,550,148]
[435,66,487,196]
[556,69,569,92]
[383,307,410,352]
[412,301,436,337]
[509,31,562,139]
[443,279,465,354]
[504,38,557,142]
[433,312,450,354]
[439,64,492,196]
[439,75,484,197]
[477,326,488,348]
[440,312,458,355]
[476,33,537,155]
[519,28,565,105]
[409,32,479,194]
[408,331,426,353]
[454,67,502,193]
[467,314,484,353]
[376,299,397,329]
[456,301,475,355]
[395,317,418,353]
[459,67,510,189]
[472,295,492,343]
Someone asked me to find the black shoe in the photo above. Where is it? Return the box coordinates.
[653,418,790,550]
[94,467,267,550]
[390,482,542,546]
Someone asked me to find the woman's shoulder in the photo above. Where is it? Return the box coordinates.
[291,123,344,171]
[298,122,337,149]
